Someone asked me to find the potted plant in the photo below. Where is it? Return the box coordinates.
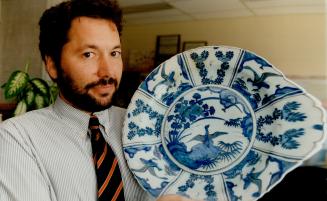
[1,63,58,116]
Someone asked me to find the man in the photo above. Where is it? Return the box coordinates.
[0,0,198,201]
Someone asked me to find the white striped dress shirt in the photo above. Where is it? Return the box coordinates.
[0,97,153,201]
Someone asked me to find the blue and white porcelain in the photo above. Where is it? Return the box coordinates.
[122,46,327,201]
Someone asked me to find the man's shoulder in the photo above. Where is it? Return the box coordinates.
[110,105,126,117]
[108,105,127,129]
[0,107,55,144]
[111,105,126,113]
[1,107,55,131]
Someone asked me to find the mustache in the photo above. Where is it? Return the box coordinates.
[85,77,118,90]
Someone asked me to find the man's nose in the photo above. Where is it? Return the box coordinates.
[97,55,112,77]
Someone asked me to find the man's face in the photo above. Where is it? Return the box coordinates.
[51,17,123,113]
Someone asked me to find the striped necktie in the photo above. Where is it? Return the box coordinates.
[89,114,125,201]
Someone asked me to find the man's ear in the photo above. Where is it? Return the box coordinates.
[45,56,58,80]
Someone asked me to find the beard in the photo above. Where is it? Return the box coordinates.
[56,71,119,113]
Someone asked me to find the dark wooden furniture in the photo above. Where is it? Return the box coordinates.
[0,102,16,121]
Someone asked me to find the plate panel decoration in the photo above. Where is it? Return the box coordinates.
[123,46,326,201]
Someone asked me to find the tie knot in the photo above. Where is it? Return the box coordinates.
[89,115,100,129]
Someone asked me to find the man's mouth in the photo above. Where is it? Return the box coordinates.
[85,77,118,91]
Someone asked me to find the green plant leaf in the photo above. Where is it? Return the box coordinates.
[34,93,48,109]
[14,100,27,116]
[30,78,49,96]
[4,71,29,99]
[25,90,35,107]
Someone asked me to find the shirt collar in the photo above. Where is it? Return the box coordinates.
[93,109,110,130]
[52,97,110,137]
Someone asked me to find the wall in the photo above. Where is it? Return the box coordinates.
[122,14,326,78]
[0,0,3,101]
[0,0,47,102]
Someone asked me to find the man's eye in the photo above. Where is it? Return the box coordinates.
[111,51,121,57]
[83,52,94,58]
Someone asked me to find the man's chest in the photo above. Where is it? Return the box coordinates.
[34,128,97,201]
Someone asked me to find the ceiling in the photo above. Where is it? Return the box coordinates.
[118,0,327,25]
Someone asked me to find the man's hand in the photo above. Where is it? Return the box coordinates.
[156,194,203,201]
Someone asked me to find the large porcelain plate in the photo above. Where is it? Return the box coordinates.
[122,46,326,201]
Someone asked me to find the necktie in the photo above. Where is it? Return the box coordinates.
[89,114,125,201]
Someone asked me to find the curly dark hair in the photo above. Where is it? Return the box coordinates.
[38,0,122,68]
